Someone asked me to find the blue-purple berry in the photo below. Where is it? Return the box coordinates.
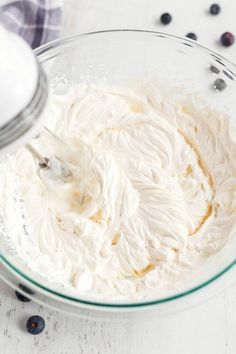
[15,290,31,302]
[221,32,235,47]
[186,32,197,41]
[26,315,45,335]
[160,13,172,25]
[210,4,221,15]
[15,284,34,302]
[213,78,227,92]
[210,65,220,74]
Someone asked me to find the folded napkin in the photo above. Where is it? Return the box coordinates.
[0,0,62,48]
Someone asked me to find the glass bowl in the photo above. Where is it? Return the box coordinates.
[0,30,236,319]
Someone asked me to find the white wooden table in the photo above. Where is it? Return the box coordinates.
[1,1,236,353]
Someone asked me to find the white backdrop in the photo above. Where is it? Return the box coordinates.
[63,0,236,62]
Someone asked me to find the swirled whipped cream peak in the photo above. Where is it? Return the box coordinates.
[1,82,236,300]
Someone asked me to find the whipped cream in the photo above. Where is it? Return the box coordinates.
[1,83,236,300]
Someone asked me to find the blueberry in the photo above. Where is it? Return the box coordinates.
[160,13,172,25]
[26,315,45,335]
[19,283,34,295]
[15,284,34,302]
[221,32,235,47]
[213,78,227,92]
[186,32,197,41]
[15,290,31,302]
[210,65,220,74]
[210,4,221,15]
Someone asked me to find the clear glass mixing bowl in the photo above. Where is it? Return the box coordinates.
[0,30,236,319]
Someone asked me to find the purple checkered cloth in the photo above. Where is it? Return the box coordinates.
[0,0,62,48]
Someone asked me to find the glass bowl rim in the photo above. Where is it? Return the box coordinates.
[1,29,236,309]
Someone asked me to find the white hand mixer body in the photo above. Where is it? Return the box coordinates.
[0,26,69,180]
